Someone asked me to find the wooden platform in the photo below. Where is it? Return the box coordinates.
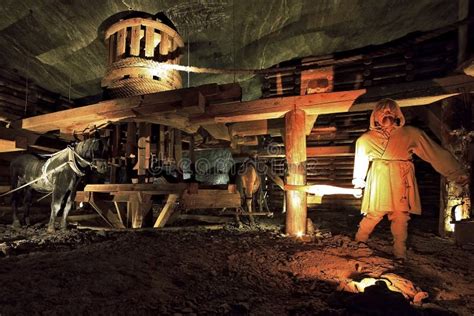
[75,183,243,229]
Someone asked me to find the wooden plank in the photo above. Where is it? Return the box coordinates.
[305,115,318,135]
[174,129,182,179]
[88,192,125,229]
[0,136,27,152]
[130,25,141,56]
[154,194,179,228]
[137,123,151,176]
[159,125,165,160]
[108,35,115,64]
[178,214,234,224]
[84,183,187,193]
[129,193,152,228]
[203,123,231,141]
[230,119,284,137]
[126,122,136,158]
[67,214,101,222]
[145,26,155,57]
[351,75,474,111]
[116,28,126,58]
[105,18,184,47]
[159,32,170,56]
[192,90,365,124]
[182,190,241,209]
[306,145,353,157]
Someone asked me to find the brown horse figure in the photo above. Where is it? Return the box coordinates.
[235,159,261,226]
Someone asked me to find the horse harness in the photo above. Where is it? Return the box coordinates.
[0,146,95,197]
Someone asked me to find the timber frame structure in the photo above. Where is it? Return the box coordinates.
[0,16,473,237]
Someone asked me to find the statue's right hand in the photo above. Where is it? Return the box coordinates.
[352,178,366,189]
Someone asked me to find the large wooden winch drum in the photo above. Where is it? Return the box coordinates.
[102,15,184,98]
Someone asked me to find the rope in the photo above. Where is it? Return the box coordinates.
[0,161,69,198]
[0,147,94,198]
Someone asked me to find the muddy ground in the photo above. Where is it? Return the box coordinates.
[0,209,473,316]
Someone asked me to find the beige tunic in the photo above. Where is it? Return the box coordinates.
[353,126,464,215]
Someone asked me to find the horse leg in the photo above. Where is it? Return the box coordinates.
[258,177,264,212]
[48,189,64,233]
[11,191,21,228]
[60,190,75,230]
[246,194,255,226]
[23,189,33,226]
[235,207,243,228]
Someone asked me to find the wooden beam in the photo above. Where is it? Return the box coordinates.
[181,190,241,209]
[88,192,125,229]
[154,194,179,228]
[0,137,27,152]
[258,145,353,158]
[83,183,187,193]
[305,115,318,135]
[230,119,284,137]
[285,108,307,236]
[350,75,474,111]
[19,87,205,134]
[137,123,151,176]
[202,123,231,141]
[192,90,365,124]
[307,145,353,157]
[178,214,234,224]
[0,126,42,153]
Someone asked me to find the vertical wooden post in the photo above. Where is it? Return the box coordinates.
[159,125,165,161]
[174,129,183,181]
[125,122,137,184]
[126,122,136,158]
[190,134,196,181]
[110,124,121,183]
[137,122,151,178]
[285,108,307,236]
[438,96,472,236]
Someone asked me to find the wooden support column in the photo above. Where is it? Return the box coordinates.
[438,95,472,237]
[159,125,165,160]
[190,134,196,181]
[137,122,151,179]
[284,108,307,236]
[110,124,121,183]
[174,129,183,181]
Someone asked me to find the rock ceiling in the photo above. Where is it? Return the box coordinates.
[0,0,460,101]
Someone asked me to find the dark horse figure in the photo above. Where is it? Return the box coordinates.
[10,135,108,232]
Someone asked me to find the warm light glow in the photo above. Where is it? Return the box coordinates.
[306,185,361,197]
[296,231,304,238]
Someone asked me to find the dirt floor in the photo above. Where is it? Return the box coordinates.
[0,208,473,316]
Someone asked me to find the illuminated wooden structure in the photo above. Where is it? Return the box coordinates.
[102,15,184,98]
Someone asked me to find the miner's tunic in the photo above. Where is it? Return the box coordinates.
[353,126,465,215]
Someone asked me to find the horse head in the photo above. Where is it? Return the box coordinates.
[74,134,109,174]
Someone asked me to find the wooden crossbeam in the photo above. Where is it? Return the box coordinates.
[258,145,353,158]
[19,88,205,134]
[154,194,179,228]
[0,137,27,152]
[192,90,365,124]
[83,183,187,193]
[229,75,474,138]
[351,75,474,111]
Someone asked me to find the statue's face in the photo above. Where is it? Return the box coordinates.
[374,104,396,128]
